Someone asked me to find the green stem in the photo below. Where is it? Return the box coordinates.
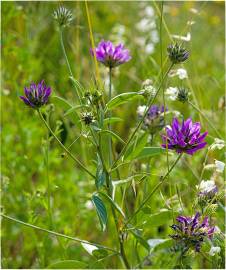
[37,110,95,179]
[124,153,182,227]
[1,214,117,253]
[108,67,113,168]
[60,28,73,77]
[111,63,174,171]
[45,112,53,229]
[188,100,223,139]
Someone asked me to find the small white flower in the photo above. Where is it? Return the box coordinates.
[215,160,225,173]
[144,6,155,17]
[85,200,94,210]
[165,87,178,101]
[197,180,217,194]
[209,246,221,256]
[171,32,191,42]
[137,105,147,117]
[145,43,155,54]
[209,138,225,150]
[176,68,188,79]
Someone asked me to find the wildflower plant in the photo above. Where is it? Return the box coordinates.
[2,2,225,270]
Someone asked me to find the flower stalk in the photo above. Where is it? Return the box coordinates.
[37,109,95,179]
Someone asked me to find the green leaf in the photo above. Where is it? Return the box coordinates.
[95,154,106,189]
[135,147,165,159]
[124,133,148,160]
[64,105,89,116]
[47,260,87,269]
[103,117,123,126]
[92,249,109,259]
[130,228,149,250]
[51,95,73,110]
[148,238,174,252]
[92,195,108,231]
[141,209,178,227]
[98,191,125,218]
[98,130,125,144]
[106,92,143,110]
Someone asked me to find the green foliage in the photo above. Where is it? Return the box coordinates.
[2,1,225,269]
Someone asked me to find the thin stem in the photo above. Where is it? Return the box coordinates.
[111,63,174,171]
[45,112,53,229]
[124,153,182,227]
[108,67,113,168]
[59,28,73,77]
[1,214,117,253]
[37,110,95,179]
[85,0,100,84]
[188,99,223,140]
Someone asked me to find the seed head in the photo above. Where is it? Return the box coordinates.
[167,43,189,64]
[177,87,189,103]
[81,112,94,125]
[53,6,73,28]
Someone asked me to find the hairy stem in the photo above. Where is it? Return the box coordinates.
[37,110,95,179]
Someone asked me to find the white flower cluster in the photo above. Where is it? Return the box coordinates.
[209,138,225,151]
[135,4,159,54]
[168,68,188,80]
[196,180,217,194]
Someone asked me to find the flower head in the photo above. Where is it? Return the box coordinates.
[167,43,189,64]
[81,112,94,125]
[170,212,215,252]
[209,246,221,256]
[162,118,208,155]
[20,80,51,109]
[197,180,218,197]
[91,40,131,68]
[53,6,73,27]
[138,105,167,134]
[177,87,189,103]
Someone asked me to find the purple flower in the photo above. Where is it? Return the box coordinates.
[138,105,167,134]
[162,118,208,155]
[91,40,131,68]
[170,212,215,252]
[20,80,52,109]
[147,105,166,120]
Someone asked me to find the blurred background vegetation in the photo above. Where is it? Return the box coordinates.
[1,1,225,269]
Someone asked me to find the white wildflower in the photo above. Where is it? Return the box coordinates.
[209,138,225,150]
[209,246,221,256]
[215,160,225,173]
[165,87,178,101]
[144,6,155,17]
[168,69,188,80]
[171,32,191,42]
[137,105,147,117]
[85,200,94,210]
[145,43,155,54]
[177,68,188,79]
[197,180,217,194]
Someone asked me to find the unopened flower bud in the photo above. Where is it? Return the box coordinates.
[53,6,73,28]
[177,87,189,103]
[167,43,189,64]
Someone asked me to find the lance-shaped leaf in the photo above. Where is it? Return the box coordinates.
[95,154,106,189]
[92,195,108,231]
[106,92,143,110]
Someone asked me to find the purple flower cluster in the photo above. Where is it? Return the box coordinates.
[91,40,131,68]
[170,212,215,252]
[20,80,51,109]
[162,118,208,155]
[147,105,166,120]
